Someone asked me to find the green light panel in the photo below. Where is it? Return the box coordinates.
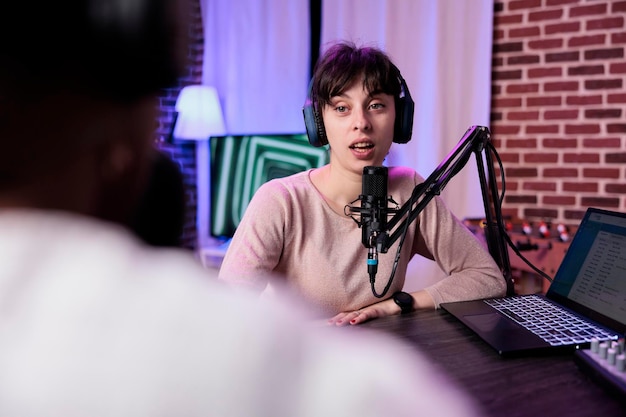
[210,134,329,238]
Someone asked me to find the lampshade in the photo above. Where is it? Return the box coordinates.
[172,85,226,140]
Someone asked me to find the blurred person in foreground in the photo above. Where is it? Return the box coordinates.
[0,1,482,416]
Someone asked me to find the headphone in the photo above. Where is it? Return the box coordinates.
[302,69,415,148]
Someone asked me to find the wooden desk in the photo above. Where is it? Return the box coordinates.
[353,310,624,417]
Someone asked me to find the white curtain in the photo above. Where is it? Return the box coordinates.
[200,0,310,134]
[198,0,494,288]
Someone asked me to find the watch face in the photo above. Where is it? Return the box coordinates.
[393,291,413,313]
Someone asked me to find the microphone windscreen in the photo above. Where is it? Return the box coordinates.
[362,166,388,199]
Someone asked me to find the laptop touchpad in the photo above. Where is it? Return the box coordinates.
[464,313,522,333]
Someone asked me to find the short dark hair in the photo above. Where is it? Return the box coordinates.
[310,41,402,112]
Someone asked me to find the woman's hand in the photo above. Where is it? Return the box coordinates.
[326,290,435,326]
[327,298,399,326]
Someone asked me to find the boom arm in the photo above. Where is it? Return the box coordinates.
[376,125,515,296]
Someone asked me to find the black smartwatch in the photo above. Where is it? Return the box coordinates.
[392,291,414,314]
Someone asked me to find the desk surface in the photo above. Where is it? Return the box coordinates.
[355,309,625,417]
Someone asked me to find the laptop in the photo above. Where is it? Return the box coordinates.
[441,207,626,356]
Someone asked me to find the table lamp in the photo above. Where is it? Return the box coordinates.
[171,85,226,141]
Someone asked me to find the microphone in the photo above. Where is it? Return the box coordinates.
[361,166,389,248]
[345,166,397,287]
[361,166,389,282]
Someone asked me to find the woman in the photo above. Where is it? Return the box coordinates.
[219,41,506,325]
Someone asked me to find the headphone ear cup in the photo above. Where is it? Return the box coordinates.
[302,87,328,147]
[393,76,415,144]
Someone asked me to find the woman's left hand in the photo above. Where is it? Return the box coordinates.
[327,298,399,326]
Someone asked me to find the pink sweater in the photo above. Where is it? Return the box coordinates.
[219,167,506,316]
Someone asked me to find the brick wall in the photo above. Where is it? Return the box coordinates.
[155,0,204,249]
[491,0,626,227]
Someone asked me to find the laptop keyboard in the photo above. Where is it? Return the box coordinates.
[485,295,618,347]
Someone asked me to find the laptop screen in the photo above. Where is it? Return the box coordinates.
[547,208,626,330]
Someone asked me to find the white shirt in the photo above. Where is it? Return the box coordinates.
[0,209,480,417]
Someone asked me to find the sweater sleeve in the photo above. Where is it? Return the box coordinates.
[218,180,288,292]
[416,194,507,307]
